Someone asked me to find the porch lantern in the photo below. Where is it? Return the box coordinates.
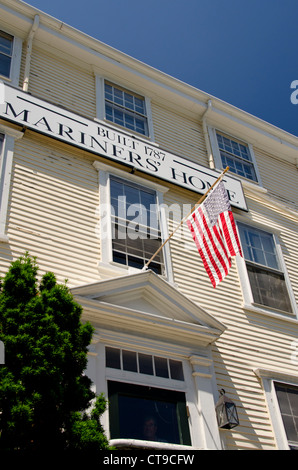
[215,389,239,429]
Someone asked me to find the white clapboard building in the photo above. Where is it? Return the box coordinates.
[0,0,298,450]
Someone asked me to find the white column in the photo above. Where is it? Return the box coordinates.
[189,355,222,450]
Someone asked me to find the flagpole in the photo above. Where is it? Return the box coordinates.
[142,166,230,271]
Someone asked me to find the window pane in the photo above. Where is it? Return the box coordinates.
[247,264,292,312]
[108,381,191,445]
[0,55,11,77]
[139,353,153,375]
[106,347,121,369]
[104,82,148,135]
[169,360,184,381]
[122,350,138,372]
[0,31,13,78]
[275,384,298,446]
[154,356,169,378]
[238,224,279,270]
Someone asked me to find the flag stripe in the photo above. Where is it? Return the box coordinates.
[187,217,217,287]
[187,181,242,287]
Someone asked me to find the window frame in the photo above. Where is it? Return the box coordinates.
[236,220,297,318]
[107,380,192,445]
[93,161,173,282]
[255,369,298,450]
[95,76,155,140]
[0,30,22,86]
[208,127,262,185]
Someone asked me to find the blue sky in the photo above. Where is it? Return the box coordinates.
[27,0,298,137]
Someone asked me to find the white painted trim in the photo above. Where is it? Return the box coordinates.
[144,95,155,141]
[95,75,105,121]
[0,126,23,240]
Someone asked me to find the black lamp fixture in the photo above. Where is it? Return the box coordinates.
[215,389,239,429]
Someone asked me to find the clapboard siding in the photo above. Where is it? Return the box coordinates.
[4,132,101,286]
[27,46,96,120]
[151,102,208,166]
[254,146,298,210]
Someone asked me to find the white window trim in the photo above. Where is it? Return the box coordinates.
[254,368,298,450]
[208,126,263,186]
[0,124,23,242]
[93,160,173,282]
[235,219,298,320]
[0,32,22,86]
[95,76,155,141]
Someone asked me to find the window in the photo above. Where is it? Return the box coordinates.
[108,381,191,445]
[110,175,164,274]
[274,383,298,450]
[238,223,292,313]
[106,347,184,381]
[0,133,4,154]
[104,81,149,136]
[215,131,258,182]
[0,31,13,79]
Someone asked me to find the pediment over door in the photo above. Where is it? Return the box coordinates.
[71,270,226,347]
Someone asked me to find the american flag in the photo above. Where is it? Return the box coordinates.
[186,181,242,288]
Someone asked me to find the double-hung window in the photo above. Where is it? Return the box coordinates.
[216,131,258,181]
[209,128,260,183]
[104,81,149,136]
[110,175,164,274]
[0,31,13,79]
[238,223,293,313]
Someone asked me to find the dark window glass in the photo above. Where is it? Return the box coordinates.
[106,347,121,369]
[154,356,169,378]
[139,353,154,375]
[169,359,184,381]
[122,350,137,372]
[0,31,13,78]
[108,381,191,445]
[275,383,298,449]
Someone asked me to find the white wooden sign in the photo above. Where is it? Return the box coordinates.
[0,82,247,210]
